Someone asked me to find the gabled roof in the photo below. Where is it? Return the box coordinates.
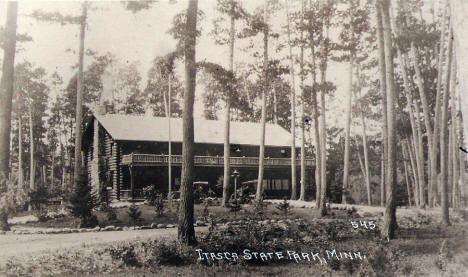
[93,113,296,147]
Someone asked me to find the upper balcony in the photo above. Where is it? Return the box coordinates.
[121,154,313,168]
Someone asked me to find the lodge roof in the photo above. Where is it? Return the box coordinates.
[93,113,297,147]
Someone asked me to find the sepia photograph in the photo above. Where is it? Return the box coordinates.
[0,0,468,276]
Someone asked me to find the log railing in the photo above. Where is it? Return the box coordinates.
[121,154,313,167]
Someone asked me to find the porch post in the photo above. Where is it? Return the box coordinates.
[129,165,134,200]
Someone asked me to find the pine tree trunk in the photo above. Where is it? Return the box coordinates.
[342,58,353,204]
[357,65,371,206]
[318,0,330,217]
[381,0,397,240]
[18,115,23,187]
[451,65,459,208]
[402,143,412,206]
[299,0,306,201]
[273,85,278,124]
[441,25,454,226]
[376,0,387,207]
[29,105,35,193]
[448,128,453,206]
[410,42,434,208]
[309,34,321,208]
[222,0,236,207]
[433,3,449,207]
[380,151,385,205]
[414,101,426,206]
[178,0,198,246]
[256,1,269,201]
[91,118,100,196]
[0,2,18,177]
[73,3,87,189]
[458,99,465,207]
[285,0,297,200]
[51,148,55,188]
[407,138,420,206]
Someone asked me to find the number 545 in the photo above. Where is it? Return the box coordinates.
[351,220,376,230]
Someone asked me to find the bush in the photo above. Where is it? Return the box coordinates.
[276,198,291,217]
[101,204,117,222]
[143,185,158,205]
[127,204,142,228]
[154,193,165,217]
[28,185,49,210]
[201,198,210,221]
[149,241,192,266]
[67,170,99,228]
[229,199,241,218]
[253,198,266,220]
[0,175,27,231]
[107,244,140,267]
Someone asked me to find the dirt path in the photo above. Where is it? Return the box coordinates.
[0,227,207,262]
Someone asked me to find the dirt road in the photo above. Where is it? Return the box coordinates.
[0,227,206,262]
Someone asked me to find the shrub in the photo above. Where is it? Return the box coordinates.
[127,204,142,228]
[276,198,291,217]
[143,185,158,205]
[107,244,140,267]
[28,185,49,210]
[229,199,241,218]
[154,193,165,217]
[35,209,49,222]
[0,175,27,231]
[149,241,192,266]
[201,198,210,221]
[67,170,99,228]
[252,198,266,220]
[101,204,117,222]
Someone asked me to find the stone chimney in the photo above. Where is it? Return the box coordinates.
[99,66,114,115]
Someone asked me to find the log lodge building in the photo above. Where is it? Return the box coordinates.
[82,112,314,201]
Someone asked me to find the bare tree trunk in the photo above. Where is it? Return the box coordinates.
[256,0,269,201]
[395,44,421,206]
[73,3,88,188]
[451,69,459,208]
[357,65,371,206]
[414,100,426,206]
[380,151,385,205]
[406,138,420,206]
[441,25,454,226]
[285,0,297,200]
[0,2,18,177]
[178,0,198,246]
[458,98,465,207]
[381,0,397,240]
[402,142,412,206]
[29,105,35,193]
[376,0,387,207]
[222,1,236,207]
[342,57,353,205]
[273,85,278,124]
[448,128,453,206]
[318,0,330,217]
[51,149,55,188]
[433,3,449,207]
[91,118,100,195]
[309,35,321,208]
[18,116,24,187]
[410,42,435,207]
[299,0,306,201]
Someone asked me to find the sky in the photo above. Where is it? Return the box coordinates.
[0,0,435,138]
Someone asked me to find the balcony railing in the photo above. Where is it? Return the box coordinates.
[121,154,313,167]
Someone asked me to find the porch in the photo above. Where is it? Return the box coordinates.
[121,153,314,168]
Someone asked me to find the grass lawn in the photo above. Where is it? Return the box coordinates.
[14,200,351,229]
[6,201,468,276]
